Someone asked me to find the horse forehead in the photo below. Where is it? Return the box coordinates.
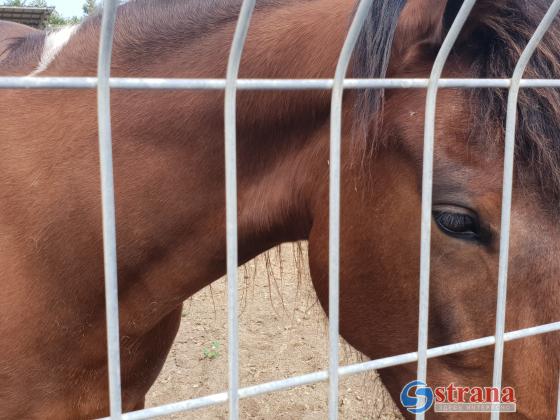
[30,24,80,76]
[389,89,481,162]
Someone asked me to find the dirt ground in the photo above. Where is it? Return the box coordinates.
[146,244,403,419]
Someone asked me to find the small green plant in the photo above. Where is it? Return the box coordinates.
[202,341,220,360]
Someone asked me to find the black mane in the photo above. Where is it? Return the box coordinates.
[353,0,560,207]
[468,0,560,206]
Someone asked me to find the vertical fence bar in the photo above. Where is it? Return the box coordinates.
[224,1,256,419]
[557,371,560,420]
[491,2,560,418]
[416,3,476,418]
[328,1,374,418]
[97,0,122,418]
[556,371,560,420]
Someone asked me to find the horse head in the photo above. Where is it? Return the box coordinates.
[308,1,560,417]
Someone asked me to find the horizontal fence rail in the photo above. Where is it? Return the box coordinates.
[2,77,560,90]
[2,0,559,419]
[96,321,560,420]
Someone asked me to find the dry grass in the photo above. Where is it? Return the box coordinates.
[146,244,403,419]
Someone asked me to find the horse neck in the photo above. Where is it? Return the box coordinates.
[88,0,356,328]
[226,0,355,242]
[114,0,356,244]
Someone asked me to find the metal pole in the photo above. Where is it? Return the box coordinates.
[491,2,560,418]
[97,0,122,418]
[328,0,374,418]
[557,370,560,420]
[4,77,560,90]
[416,2,476,419]
[224,1,256,419]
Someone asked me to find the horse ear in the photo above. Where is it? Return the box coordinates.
[391,0,448,57]
[442,0,464,33]
[391,0,492,67]
[441,0,502,41]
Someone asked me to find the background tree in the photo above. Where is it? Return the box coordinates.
[1,0,125,26]
[2,0,27,6]
[2,0,49,6]
[82,0,97,16]
[1,0,81,26]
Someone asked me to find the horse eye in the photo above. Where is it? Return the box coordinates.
[432,210,480,241]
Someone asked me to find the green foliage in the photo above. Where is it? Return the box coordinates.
[202,341,221,360]
[82,0,97,16]
[2,0,48,6]
[1,0,100,27]
[48,11,80,27]
[2,0,27,6]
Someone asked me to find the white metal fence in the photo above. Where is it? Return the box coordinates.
[2,0,560,419]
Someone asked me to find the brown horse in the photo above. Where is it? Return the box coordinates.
[0,0,559,418]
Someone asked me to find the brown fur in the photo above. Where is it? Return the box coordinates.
[0,0,558,418]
